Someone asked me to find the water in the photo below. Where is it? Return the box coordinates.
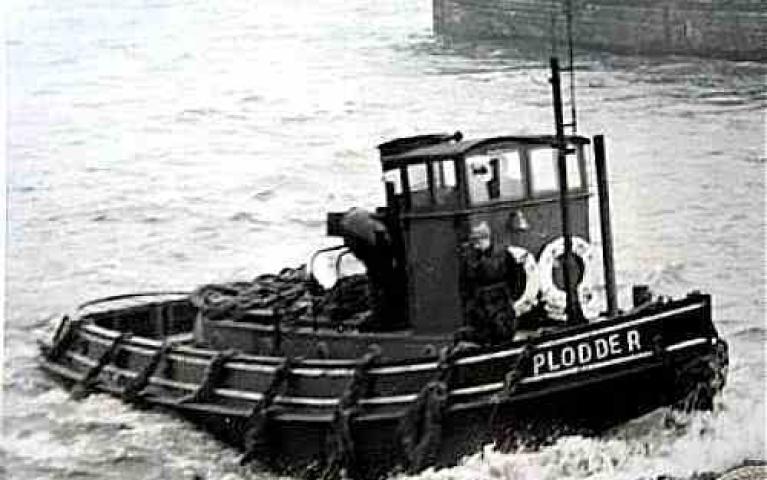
[3,0,765,478]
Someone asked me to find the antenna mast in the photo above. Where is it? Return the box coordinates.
[550,58,584,325]
[565,0,577,133]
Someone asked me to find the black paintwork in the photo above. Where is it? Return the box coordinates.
[39,292,727,479]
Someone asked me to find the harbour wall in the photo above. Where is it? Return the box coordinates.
[433,0,766,61]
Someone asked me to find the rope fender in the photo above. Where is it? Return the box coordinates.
[503,342,537,395]
[177,349,238,405]
[240,356,293,466]
[486,341,537,446]
[672,340,728,412]
[398,344,472,473]
[45,315,80,362]
[121,342,171,404]
[71,332,131,400]
[322,346,381,480]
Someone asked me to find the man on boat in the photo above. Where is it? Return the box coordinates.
[460,221,518,345]
[337,208,406,331]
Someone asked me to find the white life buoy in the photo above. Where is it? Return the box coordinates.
[308,247,366,290]
[537,236,595,321]
[506,246,540,317]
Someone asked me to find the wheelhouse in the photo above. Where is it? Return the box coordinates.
[374,133,593,335]
[379,134,590,214]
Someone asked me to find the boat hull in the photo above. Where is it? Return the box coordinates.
[39,292,727,479]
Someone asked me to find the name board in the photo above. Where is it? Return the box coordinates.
[532,329,643,377]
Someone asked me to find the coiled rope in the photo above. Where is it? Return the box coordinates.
[190,267,371,325]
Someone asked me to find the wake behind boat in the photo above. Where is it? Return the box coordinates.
[38,59,728,479]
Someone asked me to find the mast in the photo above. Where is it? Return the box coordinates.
[550,57,584,325]
[594,135,618,316]
[565,0,577,134]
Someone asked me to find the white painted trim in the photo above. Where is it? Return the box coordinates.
[73,303,705,381]
[291,367,356,377]
[275,396,338,407]
[536,303,704,349]
[225,361,278,374]
[61,329,713,409]
[666,337,708,352]
[369,362,439,375]
[455,348,524,366]
[215,388,263,402]
[451,381,505,396]
[362,393,418,405]
[167,354,209,366]
[521,351,654,383]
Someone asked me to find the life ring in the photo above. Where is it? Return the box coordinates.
[537,236,595,320]
[307,246,366,290]
[506,246,540,316]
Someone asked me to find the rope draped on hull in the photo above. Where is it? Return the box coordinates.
[177,349,238,405]
[397,343,476,473]
[322,347,381,480]
[121,342,171,404]
[40,287,726,480]
[70,332,131,400]
[240,357,293,465]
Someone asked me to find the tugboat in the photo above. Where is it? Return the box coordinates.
[38,59,728,479]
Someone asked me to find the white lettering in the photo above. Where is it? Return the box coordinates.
[533,353,546,376]
[609,333,622,355]
[627,330,641,352]
[561,346,576,367]
[595,338,609,359]
[578,343,592,364]
[547,350,561,371]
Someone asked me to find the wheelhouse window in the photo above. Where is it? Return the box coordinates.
[407,164,429,192]
[431,159,458,206]
[491,149,524,200]
[466,148,524,205]
[390,160,460,210]
[383,169,402,195]
[528,147,583,196]
[406,163,433,209]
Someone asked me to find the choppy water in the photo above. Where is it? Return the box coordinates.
[3,0,765,479]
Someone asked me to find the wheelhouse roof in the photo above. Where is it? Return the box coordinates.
[379,135,590,170]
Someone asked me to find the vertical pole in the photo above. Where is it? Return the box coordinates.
[566,0,577,134]
[433,0,443,36]
[593,135,618,316]
[550,57,584,325]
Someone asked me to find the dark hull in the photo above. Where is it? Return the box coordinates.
[39,292,727,479]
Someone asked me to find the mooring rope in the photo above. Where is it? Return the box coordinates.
[240,356,294,466]
[177,349,238,405]
[672,341,728,412]
[485,340,537,444]
[45,315,80,362]
[397,343,475,473]
[71,332,131,400]
[322,346,381,480]
[121,342,172,404]
[190,266,371,325]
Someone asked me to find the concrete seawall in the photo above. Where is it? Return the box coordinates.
[433,0,766,60]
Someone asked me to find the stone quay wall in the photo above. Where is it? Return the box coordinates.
[433,0,766,60]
